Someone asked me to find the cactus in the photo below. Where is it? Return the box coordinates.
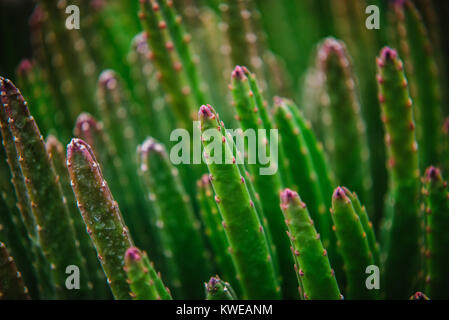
[1,0,449,301]
[390,0,442,170]
[274,98,330,249]
[67,138,133,300]
[197,175,241,295]
[280,188,341,300]
[422,167,449,299]
[1,78,89,299]
[138,137,211,299]
[317,38,370,208]
[199,104,280,299]
[205,276,237,300]
[45,135,109,298]
[138,0,195,129]
[342,187,380,269]
[330,187,377,300]
[377,47,421,299]
[124,247,172,300]
[0,242,30,300]
[231,65,297,298]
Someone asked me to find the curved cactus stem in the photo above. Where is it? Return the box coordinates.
[46,135,110,298]
[280,189,342,300]
[205,276,237,300]
[342,187,381,269]
[331,187,378,299]
[422,167,449,299]
[0,242,30,300]
[197,175,241,296]
[124,247,172,300]
[67,138,133,300]
[1,78,89,299]
[199,104,280,299]
[317,38,371,208]
[231,65,297,298]
[377,47,421,299]
[390,0,442,170]
[138,138,211,299]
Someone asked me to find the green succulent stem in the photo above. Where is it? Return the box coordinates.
[1,78,89,299]
[280,188,342,300]
[0,242,30,300]
[422,167,449,299]
[377,47,420,299]
[67,138,133,300]
[331,187,377,300]
[125,247,172,300]
[199,104,280,299]
[138,138,211,299]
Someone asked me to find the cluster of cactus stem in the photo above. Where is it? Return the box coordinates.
[1,0,449,300]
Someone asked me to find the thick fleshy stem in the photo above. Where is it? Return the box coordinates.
[199,104,280,299]
[0,148,41,299]
[242,67,292,188]
[128,33,174,144]
[331,187,378,299]
[139,0,196,129]
[273,98,331,251]
[280,188,342,300]
[342,187,381,269]
[390,0,442,170]
[1,78,89,299]
[231,65,297,298]
[197,175,241,296]
[124,247,172,300]
[331,0,386,229]
[46,135,109,298]
[377,47,420,299]
[67,138,133,300]
[97,70,160,260]
[0,242,30,300]
[422,167,449,299]
[205,276,237,300]
[157,0,208,106]
[138,138,211,299]
[317,37,371,208]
